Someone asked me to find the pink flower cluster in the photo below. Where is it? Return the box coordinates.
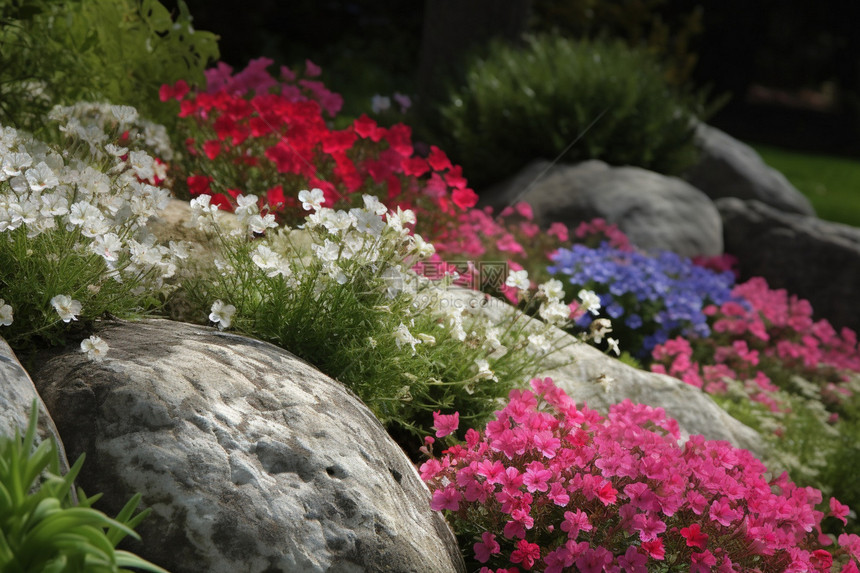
[421,377,859,572]
[651,277,860,411]
[571,218,632,252]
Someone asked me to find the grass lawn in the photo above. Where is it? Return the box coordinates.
[751,143,860,228]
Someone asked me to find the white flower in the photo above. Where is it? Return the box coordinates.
[313,239,341,262]
[246,213,277,234]
[2,152,32,177]
[362,194,387,215]
[320,210,353,233]
[393,322,420,355]
[25,162,59,192]
[50,295,82,323]
[416,333,436,345]
[539,300,571,325]
[40,192,69,217]
[298,188,325,211]
[474,358,497,381]
[110,105,138,126]
[606,337,621,356]
[128,150,155,181]
[0,299,13,326]
[505,269,530,291]
[89,232,122,261]
[590,318,613,344]
[350,208,385,236]
[252,244,289,277]
[105,143,128,157]
[209,300,236,330]
[371,95,391,113]
[538,279,565,301]
[234,194,259,217]
[578,289,602,315]
[80,335,109,362]
[528,333,551,353]
[410,234,435,259]
[387,207,415,234]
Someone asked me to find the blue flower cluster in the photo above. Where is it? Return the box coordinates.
[547,243,737,356]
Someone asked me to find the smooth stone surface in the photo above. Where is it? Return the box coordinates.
[480,159,723,257]
[32,319,465,573]
[718,197,860,334]
[0,336,71,472]
[685,123,815,216]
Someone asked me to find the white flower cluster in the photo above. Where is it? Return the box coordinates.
[48,102,174,161]
[0,104,188,331]
[198,190,438,333]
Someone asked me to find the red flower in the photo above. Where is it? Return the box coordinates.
[401,157,430,177]
[452,187,478,210]
[427,145,453,171]
[680,523,709,549]
[321,129,357,154]
[353,114,384,141]
[386,123,413,157]
[159,79,190,102]
[203,140,222,160]
[266,185,287,209]
[510,539,541,570]
[186,175,213,196]
[641,539,665,560]
[444,165,468,189]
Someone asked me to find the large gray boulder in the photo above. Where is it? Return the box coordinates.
[480,159,723,257]
[685,123,815,216]
[718,197,860,334]
[0,336,71,472]
[31,319,465,573]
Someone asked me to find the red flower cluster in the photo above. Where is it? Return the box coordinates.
[165,59,479,232]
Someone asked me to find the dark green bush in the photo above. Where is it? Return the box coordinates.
[0,0,218,131]
[434,34,709,187]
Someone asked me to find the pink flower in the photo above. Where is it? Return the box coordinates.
[690,550,717,572]
[474,532,501,563]
[433,411,459,437]
[618,545,648,572]
[430,486,461,511]
[522,462,552,493]
[830,497,850,525]
[561,509,592,538]
[305,59,322,77]
[576,547,613,573]
[709,497,743,526]
[631,512,667,542]
[547,222,569,242]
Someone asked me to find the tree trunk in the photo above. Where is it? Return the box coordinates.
[415,0,532,113]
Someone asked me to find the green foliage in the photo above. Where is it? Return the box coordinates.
[0,0,218,132]
[752,143,860,228]
[0,402,169,572]
[433,34,709,188]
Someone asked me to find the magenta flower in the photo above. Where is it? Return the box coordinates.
[831,497,851,526]
[422,377,858,572]
[474,532,501,563]
[432,410,459,438]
